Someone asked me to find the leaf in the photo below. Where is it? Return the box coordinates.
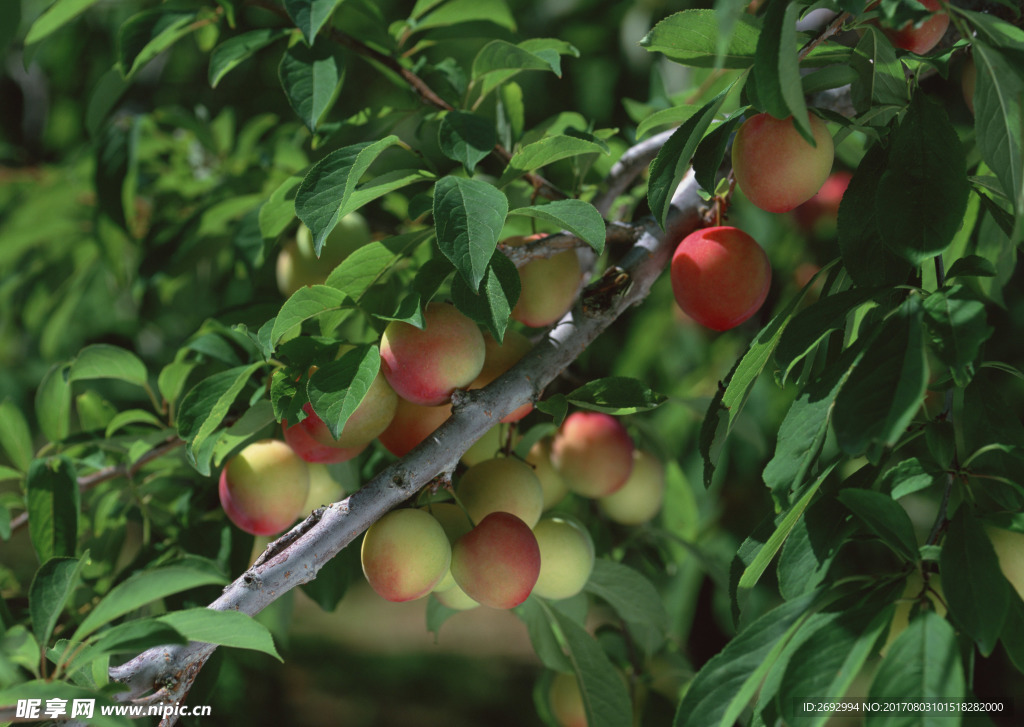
[883,457,944,499]
[158,608,281,660]
[259,175,302,240]
[73,564,228,642]
[692,113,745,194]
[211,400,277,467]
[946,254,996,279]
[939,507,1009,656]
[278,42,343,132]
[636,105,701,141]
[270,285,350,347]
[584,560,669,634]
[961,373,1024,484]
[837,489,919,563]
[472,40,559,79]
[30,554,88,649]
[88,618,187,656]
[69,344,149,389]
[0,399,34,471]
[876,93,970,265]
[300,542,359,612]
[24,0,101,45]
[409,0,516,33]
[753,0,811,140]
[324,230,432,301]
[433,176,508,290]
[921,285,992,387]
[498,135,605,187]
[451,252,520,342]
[565,377,666,415]
[176,363,264,467]
[777,496,850,600]
[508,200,605,254]
[209,29,287,87]
[35,363,73,443]
[640,10,761,69]
[26,457,79,564]
[118,7,198,79]
[295,136,403,254]
[157,360,196,412]
[283,0,343,45]
[833,298,928,463]
[515,597,574,672]
[849,27,909,114]
[438,110,497,174]
[307,346,380,440]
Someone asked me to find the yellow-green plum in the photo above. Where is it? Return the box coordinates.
[276,213,371,297]
[380,302,486,406]
[450,512,541,609]
[527,438,569,510]
[880,0,949,55]
[552,412,634,498]
[301,369,399,449]
[360,508,452,602]
[282,413,368,464]
[987,527,1024,601]
[732,112,834,213]
[532,516,595,600]
[472,330,534,422]
[300,463,347,513]
[506,234,583,328]
[461,422,507,467]
[376,397,451,457]
[433,582,481,610]
[598,450,665,526]
[456,457,545,528]
[219,439,310,536]
[423,502,473,592]
[670,226,771,332]
[549,672,587,727]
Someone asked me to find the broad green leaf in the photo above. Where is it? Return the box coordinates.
[777,496,850,599]
[640,10,761,69]
[307,346,380,440]
[157,360,196,413]
[409,0,516,33]
[883,457,944,499]
[300,541,360,612]
[753,0,811,139]
[278,42,343,133]
[472,40,558,79]
[295,136,403,254]
[584,560,668,634]
[211,400,277,467]
[0,399,34,471]
[498,135,605,187]
[87,618,187,656]
[25,0,101,45]
[284,0,343,45]
[692,112,745,194]
[508,200,606,254]
[118,7,198,79]
[565,377,666,415]
[946,254,996,279]
[515,597,574,672]
[922,285,992,387]
[1002,596,1024,674]
[26,457,78,564]
[877,93,970,265]
[438,110,496,173]
[833,298,928,463]
[176,363,264,465]
[850,27,909,114]
[35,363,73,443]
[451,252,520,342]
[158,608,281,660]
[30,554,88,649]
[270,285,350,346]
[69,344,148,389]
[259,175,302,240]
[324,230,433,301]
[636,105,701,141]
[209,29,287,87]
[939,508,1009,656]
[433,176,508,290]
[73,564,228,642]
[837,489,919,562]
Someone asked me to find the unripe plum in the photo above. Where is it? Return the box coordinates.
[552,412,634,498]
[360,508,452,602]
[276,214,371,297]
[506,234,583,328]
[450,512,541,609]
[302,369,399,449]
[732,112,834,213]
[376,397,451,457]
[532,516,595,600]
[433,582,481,610]
[881,0,949,55]
[473,330,534,422]
[423,502,474,592]
[300,463,348,513]
[670,226,771,332]
[598,450,665,526]
[456,457,545,528]
[526,438,569,510]
[549,672,587,727]
[283,414,368,463]
[792,171,851,235]
[380,302,485,406]
[461,422,507,467]
[219,439,310,536]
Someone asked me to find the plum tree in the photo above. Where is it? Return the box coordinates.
[552,412,634,497]
[549,672,587,727]
[376,397,451,458]
[450,512,541,609]
[532,516,595,600]
[526,438,569,510]
[670,226,772,331]
[505,234,583,328]
[380,301,486,406]
[275,214,371,297]
[880,0,949,55]
[218,439,310,536]
[456,457,545,528]
[360,508,452,602]
[731,112,834,213]
[598,450,665,526]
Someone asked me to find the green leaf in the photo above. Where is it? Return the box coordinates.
[922,285,992,387]
[472,40,559,79]
[565,377,666,415]
[1002,596,1024,674]
[946,254,996,279]
[69,344,148,389]
[295,136,403,254]
[211,400,277,467]
[833,298,928,463]
[850,27,909,114]
[158,608,281,660]
[753,0,811,140]
[26,457,78,564]
[300,542,359,612]
[877,93,970,265]
[283,0,343,45]
[515,597,574,672]
[324,230,433,301]
[176,363,264,468]
[837,489,919,562]
[118,7,198,79]
[433,176,508,290]
[692,112,745,194]
[35,363,73,443]
[640,10,761,69]
[278,42,343,133]
[498,135,605,187]
[451,252,520,342]
[584,560,668,634]
[157,360,196,413]
[508,200,606,255]
[88,618,187,656]
[271,285,350,347]
[438,110,497,174]
[25,0,100,45]
[73,564,228,642]
[259,175,302,240]
[307,346,380,440]
[409,0,516,33]
[209,29,287,88]
[0,399,34,471]
[777,496,849,599]
[883,457,944,499]
[939,507,1009,656]
[30,554,88,649]
[961,373,1024,484]
[636,105,701,141]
